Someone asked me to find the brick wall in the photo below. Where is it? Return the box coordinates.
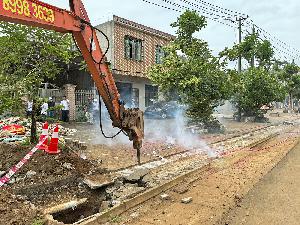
[113,20,174,78]
[64,84,76,121]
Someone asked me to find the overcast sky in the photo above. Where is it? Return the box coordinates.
[44,0,299,64]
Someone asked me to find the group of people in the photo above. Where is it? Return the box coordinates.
[26,96,70,122]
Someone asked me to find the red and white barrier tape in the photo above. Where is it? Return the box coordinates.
[0,136,48,188]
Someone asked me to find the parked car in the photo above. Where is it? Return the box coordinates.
[144,101,183,119]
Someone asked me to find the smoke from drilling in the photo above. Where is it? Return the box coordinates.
[90,100,217,157]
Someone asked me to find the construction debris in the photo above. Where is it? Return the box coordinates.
[0,117,77,144]
[160,194,171,200]
[123,168,150,182]
[181,197,193,204]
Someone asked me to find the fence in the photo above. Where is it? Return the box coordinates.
[75,90,95,106]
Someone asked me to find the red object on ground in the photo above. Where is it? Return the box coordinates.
[47,125,60,154]
[2,124,25,135]
[38,122,49,151]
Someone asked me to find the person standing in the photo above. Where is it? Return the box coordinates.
[60,96,70,122]
[47,97,55,118]
[40,100,48,121]
[26,99,33,118]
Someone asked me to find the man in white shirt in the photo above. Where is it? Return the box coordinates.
[41,102,48,115]
[60,96,70,122]
[26,100,33,118]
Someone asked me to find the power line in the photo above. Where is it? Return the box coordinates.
[141,0,300,61]
[177,0,234,19]
[191,0,247,17]
[160,0,231,22]
[141,0,236,29]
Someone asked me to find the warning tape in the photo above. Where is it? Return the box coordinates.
[0,136,48,188]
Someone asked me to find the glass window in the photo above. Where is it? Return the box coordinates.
[145,84,158,107]
[124,36,144,61]
[155,45,165,64]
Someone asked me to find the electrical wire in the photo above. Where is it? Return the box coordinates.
[157,0,300,61]
[141,0,236,29]
[160,0,236,27]
[191,0,247,17]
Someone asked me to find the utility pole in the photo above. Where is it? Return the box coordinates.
[251,25,256,68]
[238,17,242,74]
[237,16,248,73]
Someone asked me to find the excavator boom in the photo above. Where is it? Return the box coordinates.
[0,0,144,163]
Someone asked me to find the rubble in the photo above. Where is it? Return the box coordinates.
[62,162,75,170]
[0,116,77,144]
[181,197,193,204]
[0,171,5,177]
[25,170,37,178]
[123,168,150,182]
[160,194,171,200]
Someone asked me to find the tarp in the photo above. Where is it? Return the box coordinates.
[2,124,25,135]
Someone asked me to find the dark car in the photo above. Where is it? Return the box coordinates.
[144,101,183,119]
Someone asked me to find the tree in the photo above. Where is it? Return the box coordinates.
[232,68,285,118]
[220,32,286,120]
[220,32,274,70]
[148,10,234,128]
[0,22,78,142]
[278,62,300,109]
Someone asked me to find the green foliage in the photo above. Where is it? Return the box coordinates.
[220,31,288,119]
[31,218,45,225]
[0,22,78,114]
[75,105,88,122]
[278,62,300,97]
[220,32,274,69]
[0,22,79,141]
[110,215,123,223]
[20,136,31,147]
[232,68,285,117]
[149,10,234,124]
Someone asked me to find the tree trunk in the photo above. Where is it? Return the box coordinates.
[30,98,38,143]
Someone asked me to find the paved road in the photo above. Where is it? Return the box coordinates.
[223,140,300,225]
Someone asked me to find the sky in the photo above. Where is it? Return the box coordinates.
[43,0,299,64]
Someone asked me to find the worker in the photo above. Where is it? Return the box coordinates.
[47,97,55,118]
[26,99,33,118]
[40,100,48,121]
[60,96,70,122]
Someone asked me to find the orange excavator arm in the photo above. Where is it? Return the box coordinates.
[0,0,144,163]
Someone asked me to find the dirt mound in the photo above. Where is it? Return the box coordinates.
[0,190,38,225]
[0,143,94,188]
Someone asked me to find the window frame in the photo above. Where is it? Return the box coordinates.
[124,35,144,62]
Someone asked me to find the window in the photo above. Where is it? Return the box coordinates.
[124,36,144,61]
[145,84,158,107]
[116,82,133,107]
[155,45,165,64]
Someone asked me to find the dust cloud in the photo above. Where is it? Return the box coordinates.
[90,101,218,158]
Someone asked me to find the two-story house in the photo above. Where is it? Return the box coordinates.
[93,16,174,110]
[62,16,174,110]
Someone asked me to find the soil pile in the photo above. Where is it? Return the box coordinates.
[0,143,94,188]
[0,190,38,225]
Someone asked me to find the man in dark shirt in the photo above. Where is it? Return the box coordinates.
[47,97,55,118]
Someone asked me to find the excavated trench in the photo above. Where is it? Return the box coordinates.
[3,121,295,225]
[51,199,101,224]
[11,175,109,224]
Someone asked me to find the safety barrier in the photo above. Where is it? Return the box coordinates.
[0,136,47,188]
